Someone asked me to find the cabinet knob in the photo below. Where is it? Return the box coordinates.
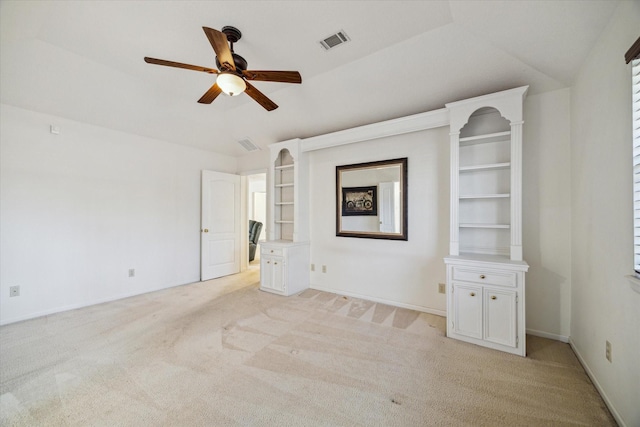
[479,275,486,279]
[470,292,476,297]
[491,295,497,300]
[274,262,278,265]
[267,261,270,264]
[270,250,274,253]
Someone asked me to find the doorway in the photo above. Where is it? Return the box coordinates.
[247,172,267,266]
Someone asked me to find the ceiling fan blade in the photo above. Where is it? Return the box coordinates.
[242,70,302,84]
[198,83,223,104]
[144,57,218,74]
[244,82,278,111]
[203,27,235,71]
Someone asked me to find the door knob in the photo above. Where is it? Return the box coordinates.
[203,229,209,233]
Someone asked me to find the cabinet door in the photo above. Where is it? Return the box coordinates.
[452,283,483,339]
[262,255,285,292]
[260,256,273,290]
[484,289,517,347]
[271,256,285,292]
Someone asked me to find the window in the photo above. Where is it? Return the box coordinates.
[631,59,640,275]
[630,58,640,293]
[633,59,640,275]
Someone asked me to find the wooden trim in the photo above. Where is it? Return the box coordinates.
[625,36,640,64]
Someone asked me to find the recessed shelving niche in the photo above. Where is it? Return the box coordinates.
[456,108,512,257]
[274,149,295,241]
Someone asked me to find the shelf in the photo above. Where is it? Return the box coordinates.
[459,131,511,146]
[459,162,510,172]
[459,194,510,199]
[275,220,294,224]
[275,183,294,188]
[276,202,294,206]
[275,164,294,170]
[459,223,510,229]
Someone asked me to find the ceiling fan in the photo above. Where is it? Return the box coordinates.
[144,26,302,111]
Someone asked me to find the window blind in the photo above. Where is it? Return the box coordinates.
[632,60,640,273]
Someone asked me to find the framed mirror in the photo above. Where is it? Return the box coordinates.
[336,158,408,240]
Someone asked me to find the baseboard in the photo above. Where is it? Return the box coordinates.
[569,338,626,427]
[0,280,198,326]
[526,328,569,343]
[309,284,446,317]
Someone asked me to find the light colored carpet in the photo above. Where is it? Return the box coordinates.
[0,268,615,426]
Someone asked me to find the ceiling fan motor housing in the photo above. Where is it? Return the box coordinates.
[216,53,248,72]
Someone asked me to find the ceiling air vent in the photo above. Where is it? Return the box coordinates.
[319,30,350,51]
[237,138,260,152]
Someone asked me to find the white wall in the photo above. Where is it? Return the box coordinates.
[308,128,450,315]
[569,2,640,426]
[523,89,572,341]
[0,104,237,325]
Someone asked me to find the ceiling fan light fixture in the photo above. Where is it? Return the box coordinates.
[217,72,246,96]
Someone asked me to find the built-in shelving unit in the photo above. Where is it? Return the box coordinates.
[445,86,529,357]
[261,138,310,296]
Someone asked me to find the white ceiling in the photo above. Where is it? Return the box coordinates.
[0,1,619,157]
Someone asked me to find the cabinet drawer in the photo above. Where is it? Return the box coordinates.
[452,266,516,287]
[263,256,284,264]
[262,247,283,256]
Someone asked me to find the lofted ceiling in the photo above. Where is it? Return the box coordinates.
[0,1,619,157]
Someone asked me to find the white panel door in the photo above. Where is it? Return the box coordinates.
[201,170,241,281]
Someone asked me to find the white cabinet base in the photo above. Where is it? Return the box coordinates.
[260,241,309,296]
[445,255,528,356]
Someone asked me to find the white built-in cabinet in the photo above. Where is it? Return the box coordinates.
[260,139,310,296]
[444,86,530,356]
[260,241,310,296]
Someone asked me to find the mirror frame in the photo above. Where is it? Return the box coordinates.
[336,157,408,240]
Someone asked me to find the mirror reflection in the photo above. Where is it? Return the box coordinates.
[336,158,407,240]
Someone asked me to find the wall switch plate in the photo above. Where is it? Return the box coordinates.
[10,286,20,297]
[438,283,446,294]
[128,269,135,277]
[605,340,612,362]
[322,265,327,273]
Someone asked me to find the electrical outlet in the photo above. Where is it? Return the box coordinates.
[128,269,135,277]
[10,286,20,297]
[322,265,327,273]
[605,340,612,362]
[310,264,315,272]
[438,283,446,294]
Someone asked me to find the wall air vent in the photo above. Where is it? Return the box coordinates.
[319,30,350,51]
[237,138,260,152]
